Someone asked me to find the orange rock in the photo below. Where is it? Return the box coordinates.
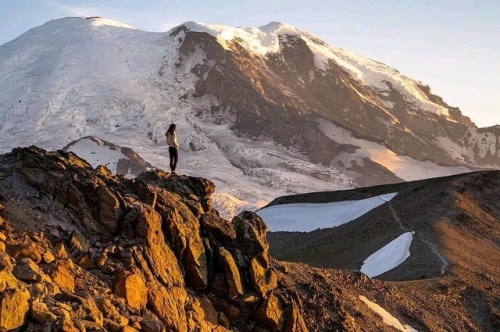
[250,257,278,297]
[46,260,75,293]
[77,255,95,270]
[113,270,148,311]
[0,286,30,330]
[218,247,244,299]
[255,294,284,331]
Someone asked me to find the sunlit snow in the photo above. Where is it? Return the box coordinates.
[361,232,413,278]
[316,119,471,180]
[359,295,418,332]
[256,193,397,232]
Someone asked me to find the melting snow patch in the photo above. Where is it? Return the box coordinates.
[361,232,413,278]
[359,295,418,332]
[256,193,397,232]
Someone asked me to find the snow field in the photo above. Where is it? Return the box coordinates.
[256,193,397,232]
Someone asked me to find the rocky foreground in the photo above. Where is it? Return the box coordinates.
[0,147,497,331]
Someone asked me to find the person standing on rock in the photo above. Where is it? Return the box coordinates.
[165,124,179,174]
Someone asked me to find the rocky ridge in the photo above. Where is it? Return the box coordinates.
[0,147,306,331]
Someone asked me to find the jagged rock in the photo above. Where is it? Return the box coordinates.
[146,282,187,331]
[0,269,19,292]
[218,246,245,299]
[0,251,13,271]
[74,319,103,331]
[153,192,208,290]
[250,257,278,297]
[8,237,42,263]
[0,286,30,330]
[77,255,95,270]
[95,253,107,268]
[283,301,308,332]
[200,210,237,246]
[53,242,70,260]
[13,257,47,282]
[101,263,116,275]
[56,311,78,332]
[255,294,284,331]
[113,270,148,311]
[29,282,60,301]
[94,297,129,327]
[233,211,269,256]
[45,260,75,293]
[0,149,312,331]
[42,250,56,264]
[95,185,123,233]
[140,309,166,332]
[69,230,90,253]
[30,301,58,324]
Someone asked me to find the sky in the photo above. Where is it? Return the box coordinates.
[0,0,498,127]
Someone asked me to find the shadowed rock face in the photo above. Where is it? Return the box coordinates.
[172,26,499,183]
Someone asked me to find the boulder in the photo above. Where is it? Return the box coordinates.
[0,286,30,330]
[140,309,166,332]
[95,185,123,233]
[113,270,148,311]
[69,230,90,252]
[77,255,95,270]
[53,242,69,260]
[255,294,284,331]
[0,269,20,292]
[249,256,278,297]
[13,257,47,282]
[8,238,42,263]
[45,260,75,293]
[94,296,129,327]
[30,301,58,324]
[147,281,187,331]
[0,251,13,270]
[200,210,237,245]
[232,211,269,256]
[218,247,244,299]
[42,250,56,264]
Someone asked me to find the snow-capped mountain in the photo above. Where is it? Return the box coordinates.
[0,17,497,216]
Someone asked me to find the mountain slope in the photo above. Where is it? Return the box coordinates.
[264,171,499,279]
[0,17,498,216]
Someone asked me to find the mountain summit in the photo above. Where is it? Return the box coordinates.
[0,17,498,214]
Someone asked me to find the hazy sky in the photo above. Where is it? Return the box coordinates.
[1,0,498,127]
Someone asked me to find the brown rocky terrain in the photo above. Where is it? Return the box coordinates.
[267,171,500,330]
[0,147,498,331]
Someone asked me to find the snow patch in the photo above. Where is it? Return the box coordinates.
[359,295,418,332]
[256,193,397,232]
[361,232,413,278]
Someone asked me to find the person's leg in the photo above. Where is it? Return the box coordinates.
[169,147,175,171]
[169,147,178,172]
[172,147,178,171]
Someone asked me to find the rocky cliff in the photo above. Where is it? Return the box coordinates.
[0,147,307,331]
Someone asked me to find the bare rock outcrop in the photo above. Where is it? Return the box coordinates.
[0,147,306,331]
